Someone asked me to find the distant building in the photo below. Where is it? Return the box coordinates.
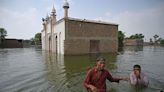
[0,39,23,48]
[124,39,143,46]
[0,39,34,48]
[41,0,118,55]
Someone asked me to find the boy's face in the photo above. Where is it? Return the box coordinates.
[133,67,141,76]
[97,60,105,70]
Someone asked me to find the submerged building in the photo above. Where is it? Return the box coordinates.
[41,0,118,55]
[124,39,144,46]
[0,39,23,48]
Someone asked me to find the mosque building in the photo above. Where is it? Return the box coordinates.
[41,0,118,55]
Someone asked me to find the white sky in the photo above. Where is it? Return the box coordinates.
[0,0,164,41]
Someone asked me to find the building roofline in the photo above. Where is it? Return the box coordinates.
[55,17,119,26]
[55,18,65,25]
[68,17,118,25]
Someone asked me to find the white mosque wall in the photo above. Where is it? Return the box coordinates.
[47,23,51,34]
[53,20,65,54]
[41,31,45,50]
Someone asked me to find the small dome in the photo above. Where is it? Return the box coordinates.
[63,0,69,8]
[42,18,45,22]
[46,14,49,21]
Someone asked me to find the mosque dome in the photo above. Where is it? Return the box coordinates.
[63,0,69,8]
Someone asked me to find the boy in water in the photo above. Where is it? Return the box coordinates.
[130,64,149,87]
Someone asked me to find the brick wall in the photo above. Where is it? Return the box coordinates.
[64,19,118,55]
[64,39,89,55]
[124,39,143,46]
[100,39,118,53]
[66,19,118,38]
[0,39,23,48]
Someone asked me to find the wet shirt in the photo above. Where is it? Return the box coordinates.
[130,71,149,87]
[83,67,120,92]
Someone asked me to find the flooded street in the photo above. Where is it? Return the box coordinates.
[0,46,164,92]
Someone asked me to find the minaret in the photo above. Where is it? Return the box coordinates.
[50,5,56,52]
[51,5,56,23]
[45,13,49,22]
[63,0,69,18]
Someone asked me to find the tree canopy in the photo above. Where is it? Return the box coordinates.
[128,33,144,40]
[0,28,7,47]
[118,31,125,47]
[0,28,7,39]
[160,39,164,46]
[34,33,41,45]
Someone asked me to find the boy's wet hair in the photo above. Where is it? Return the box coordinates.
[133,64,141,69]
[96,57,106,62]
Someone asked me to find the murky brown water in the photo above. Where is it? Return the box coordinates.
[0,46,164,92]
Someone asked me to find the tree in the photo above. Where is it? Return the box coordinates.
[30,38,35,45]
[149,38,153,45]
[153,34,159,44]
[0,28,7,47]
[118,31,125,47]
[0,28,7,39]
[149,38,153,43]
[34,33,41,45]
[138,33,144,39]
[129,33,144,40]
[160,39,164,46]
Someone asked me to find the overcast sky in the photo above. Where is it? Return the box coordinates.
[0,0,164,41]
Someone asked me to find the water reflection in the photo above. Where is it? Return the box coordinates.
[0,48,47,92]
[42,52,67,92]
[126,46,143,51]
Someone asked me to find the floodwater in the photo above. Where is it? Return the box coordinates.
[0,46,164,92]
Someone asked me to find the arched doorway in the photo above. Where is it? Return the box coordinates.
[49,36,52,52]
[59,32,61,54]
[55,36,58,54]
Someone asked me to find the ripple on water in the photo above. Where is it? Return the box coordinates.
[0,70,48,92]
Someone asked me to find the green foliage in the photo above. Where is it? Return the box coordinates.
[118,31,125,47]
[0,28,7,39]
[34,33,41,45]
[160,39,164,46]
[30,38,35,45]
[0,28,7,48]
[129,33,144,39]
